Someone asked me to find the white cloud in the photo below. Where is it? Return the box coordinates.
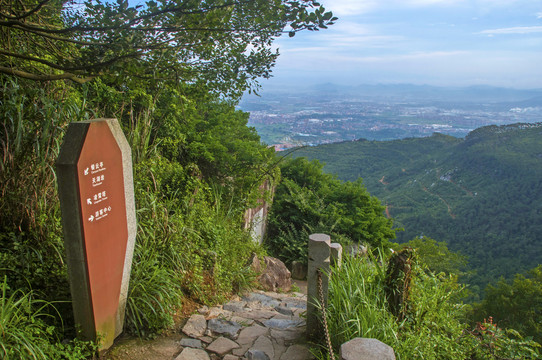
[321,0,378,16]
[479,26,542,35]
[537,12,542,19]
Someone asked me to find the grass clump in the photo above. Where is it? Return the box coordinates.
[319,251,541,360]
[0,277,96,359]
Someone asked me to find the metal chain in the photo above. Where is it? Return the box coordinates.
[318,269,336,360]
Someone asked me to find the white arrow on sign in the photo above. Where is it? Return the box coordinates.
[88,215,94,222]
[87,198,92,205]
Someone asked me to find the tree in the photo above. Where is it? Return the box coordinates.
[399,236,468,276]
[475,265,542,343]
[266,157,396,266]
[0,0,337,97]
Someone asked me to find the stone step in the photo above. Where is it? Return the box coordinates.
[177,290,313,360]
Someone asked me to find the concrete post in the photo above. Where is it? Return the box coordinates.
[330,243,343,268]
[307,233,331,341]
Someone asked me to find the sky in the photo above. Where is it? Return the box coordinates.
[264,0,542,89]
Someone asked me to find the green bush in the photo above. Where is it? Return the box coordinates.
[0,277,96,360]
[124,156,264,336]
[474,265,542,343]
[320,252,541,360]
[266,157,396,267]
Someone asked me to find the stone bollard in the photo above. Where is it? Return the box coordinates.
[340,338,396,360]
[307,233,331,341]
[330,242,343,268]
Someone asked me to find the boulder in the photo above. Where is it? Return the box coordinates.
[258,256,291,292]
[340,338,395,360]
[345,243,367,257]
[182,314,207,338]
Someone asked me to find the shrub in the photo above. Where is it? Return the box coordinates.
[319,251,541,360]
[266,157,396,267]
[0,277,96,359]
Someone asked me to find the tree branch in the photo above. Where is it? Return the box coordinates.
[0,0,51,20]
[0,65,94,83]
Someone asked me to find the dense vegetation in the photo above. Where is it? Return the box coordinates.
[2,1,540,358]
[292,124,542,295]
[0,0,336,357]
[319,251,541,360]
[265,157,396,267]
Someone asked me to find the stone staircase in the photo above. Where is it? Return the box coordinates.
[106,289,314,360]
[178,290,313,360]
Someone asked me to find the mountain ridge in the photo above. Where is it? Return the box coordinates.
[291,123,542,294]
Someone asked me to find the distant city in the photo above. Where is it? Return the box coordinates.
[239,84,542,150]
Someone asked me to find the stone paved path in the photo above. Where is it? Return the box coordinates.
[107,289,314,360]
[178,290,313,360]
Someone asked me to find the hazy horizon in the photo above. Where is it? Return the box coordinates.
[258,0,542,91]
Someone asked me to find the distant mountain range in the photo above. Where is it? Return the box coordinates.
[262,83,542,104]
[260,83,542,103]
[291,123,542,295]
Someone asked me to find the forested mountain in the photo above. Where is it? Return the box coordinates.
[292,123,542,294]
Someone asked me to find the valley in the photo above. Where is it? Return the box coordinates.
[240,84,542,148]
[290,123,542,296]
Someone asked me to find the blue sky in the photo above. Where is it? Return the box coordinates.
[265,0,542,89]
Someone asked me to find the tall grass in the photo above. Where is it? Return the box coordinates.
[0,78,90,339]
[124,157,262,337]
[0,277,96,359]
[321,252,471,360]
[0,277,53,359]
[124,191,184,337]
[325,252,398,353]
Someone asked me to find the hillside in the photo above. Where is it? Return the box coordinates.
[292,123,542,293]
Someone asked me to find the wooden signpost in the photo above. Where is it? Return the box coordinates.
[56,119,136,350]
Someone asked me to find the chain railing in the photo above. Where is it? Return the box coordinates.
[318,269,336,360]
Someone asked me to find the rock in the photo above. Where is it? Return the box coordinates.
[258,256,292,292]
[182,314,207,338]
[281,298,307,310]
[179,338,202,349]
[206,306,229,320]
[273,339,288,359]
[229,315,255,326]
[206,337,240,356]
[251,336,274,359]
[207,318,242,338]
[340,338,396,360]
[250,253,262,274]
[223,355,240,360]
[243,293,279,307]
[246,349,271,360]
[270,328,305,344]
[199,336,213,344]
[174,347,210,360]
[233,345,251,357]
[280,344,313,360]
[262,318,305,330]
[223,300,247,312]
[275,306,295,316]
[236,309,277,321]
[291,261,307,280]
[237,324,269,346]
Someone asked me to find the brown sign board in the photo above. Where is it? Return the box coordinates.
[56,119,136,350]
